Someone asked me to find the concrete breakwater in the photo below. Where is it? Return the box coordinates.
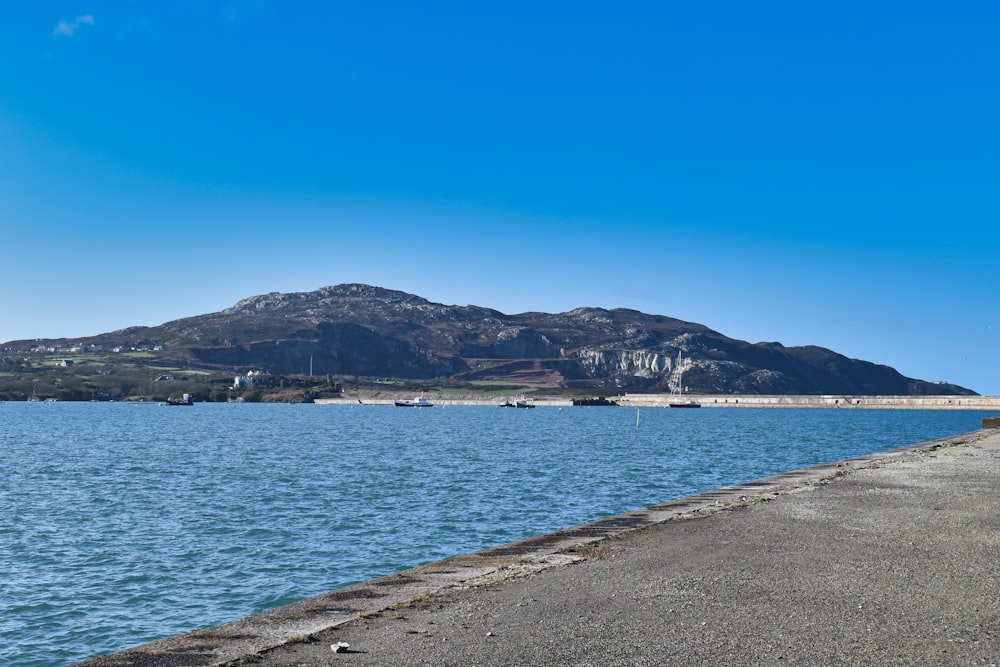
[316,394,1000,409]
[314,397,575,406]
[616,393,1000,409]
[71,425,1000,666]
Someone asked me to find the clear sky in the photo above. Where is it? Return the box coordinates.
[2,2,997,394]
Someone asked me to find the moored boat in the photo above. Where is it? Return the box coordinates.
[394,396,433,407]
[500,398,535,409]
[165,393,194,406]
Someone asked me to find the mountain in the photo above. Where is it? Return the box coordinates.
[7,284,975,395]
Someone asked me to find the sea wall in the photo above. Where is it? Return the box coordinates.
[70,427,999,666]
[616,394,1000,409]
[315,395,1000,409]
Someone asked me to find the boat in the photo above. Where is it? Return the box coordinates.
[165,393,194,406]
[394,396,433,407]
[500,398,535,409]
[572,396,618,406]
[668,351,701,408]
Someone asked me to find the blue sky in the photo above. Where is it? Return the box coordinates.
[2,2,997,394]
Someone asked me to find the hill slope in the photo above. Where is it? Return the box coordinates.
[6,284,975,395]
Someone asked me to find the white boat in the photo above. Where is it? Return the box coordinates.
[394,396,433,407]
[669,351,701,408]
[500,397,535,409]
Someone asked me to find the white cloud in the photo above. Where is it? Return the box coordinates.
[53,14,95,37]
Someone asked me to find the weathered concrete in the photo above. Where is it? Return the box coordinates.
[72,428,1000,666]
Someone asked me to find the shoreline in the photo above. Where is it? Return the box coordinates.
[71,424,1000,666]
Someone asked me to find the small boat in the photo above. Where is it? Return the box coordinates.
[165,393,194,406]
[501,399,535,409]
[394,396,433,407]
[668,351,701,408]
[571,396,618,406]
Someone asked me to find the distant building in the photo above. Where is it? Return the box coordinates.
[234,369,268,389]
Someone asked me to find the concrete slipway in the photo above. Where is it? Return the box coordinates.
[73,426,1000,667]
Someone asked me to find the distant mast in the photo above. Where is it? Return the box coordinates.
[671,351,684,397]
[669,350,701,408]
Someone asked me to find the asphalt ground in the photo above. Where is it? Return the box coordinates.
[75,428,1000,667]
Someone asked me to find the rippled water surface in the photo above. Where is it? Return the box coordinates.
[1,401,990,666]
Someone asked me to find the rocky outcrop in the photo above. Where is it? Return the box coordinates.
[577,348,672,383]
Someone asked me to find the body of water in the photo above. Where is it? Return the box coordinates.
[1,401,991,666]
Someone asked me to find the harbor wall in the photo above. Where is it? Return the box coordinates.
[616,394,1000,409]
[70,427,999,666]
[316,395,1000,409]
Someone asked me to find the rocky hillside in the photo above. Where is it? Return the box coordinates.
[18,284,976,395]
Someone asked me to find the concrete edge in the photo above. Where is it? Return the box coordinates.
[71,428,998,667]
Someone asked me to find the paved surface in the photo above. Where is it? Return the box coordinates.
[76,429,1000,667]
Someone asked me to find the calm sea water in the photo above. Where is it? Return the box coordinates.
[1,402,991,666]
